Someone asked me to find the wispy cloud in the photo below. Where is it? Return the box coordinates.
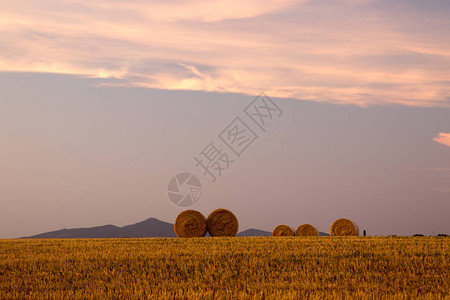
[433,133,450,147]
[1,0,450,106]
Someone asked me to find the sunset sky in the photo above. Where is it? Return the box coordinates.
[1,0,449,238]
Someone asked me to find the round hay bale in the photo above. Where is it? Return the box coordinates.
[174,210,207,238]
[272,225,294,236]
[295,224,320,236]
[206,208,239,237]
[330,218,359,236]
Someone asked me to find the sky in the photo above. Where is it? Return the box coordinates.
[0,0,449,238]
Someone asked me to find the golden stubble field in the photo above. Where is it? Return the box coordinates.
[1,237,449,299]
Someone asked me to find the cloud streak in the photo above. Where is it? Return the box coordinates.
[433,133,450,147]
[1,0,450,106]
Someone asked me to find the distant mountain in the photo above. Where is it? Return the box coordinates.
[24,225,128,239]
[237,228,330,237]
[121,218,177,238]
[22,218,329,238]
[237,228,271,237]
[23,218,176,239]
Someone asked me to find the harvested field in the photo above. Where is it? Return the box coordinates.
[1,237,449,298]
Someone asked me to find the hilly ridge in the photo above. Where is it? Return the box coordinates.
[23,218,177,239]
[22,218,329,238]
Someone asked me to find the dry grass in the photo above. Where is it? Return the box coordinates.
[1,237,449,299]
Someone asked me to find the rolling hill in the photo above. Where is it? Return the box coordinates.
[22,218,329,238]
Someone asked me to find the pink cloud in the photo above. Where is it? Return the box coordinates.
[1,0,450,107]
[433,133,450,147]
